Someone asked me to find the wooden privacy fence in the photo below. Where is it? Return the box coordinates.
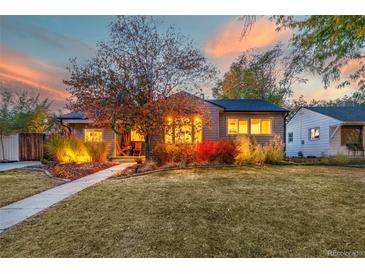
[0,133,45,161]
[19,133,45,161]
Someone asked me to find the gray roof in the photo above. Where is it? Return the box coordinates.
[57,112,89,120]
[207,99,289,112]
[306,106,365,122]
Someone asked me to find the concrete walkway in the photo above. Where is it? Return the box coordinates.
[0,162,134,233]
[0,161,41,172]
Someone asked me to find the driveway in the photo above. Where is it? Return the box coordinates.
[0,161,41,172]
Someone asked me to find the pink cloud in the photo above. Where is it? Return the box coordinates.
[0,44,70,103]
[340,59,364,77]
[203,17,290,58]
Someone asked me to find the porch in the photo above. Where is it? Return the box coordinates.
[112,129,146,160]
[329,123,365,157]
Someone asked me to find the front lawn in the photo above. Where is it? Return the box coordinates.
[0,170,55,207]
[0,165,364,257]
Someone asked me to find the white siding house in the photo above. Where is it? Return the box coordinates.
[0,134,20,161]
[286,106,365,157]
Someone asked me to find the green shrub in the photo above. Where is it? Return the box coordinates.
[85,142,110,162]
[153,143,195,166]
[235,136,252,165]
[175,144,196,166]
[140,160,158,172]
[153,143,173,165]
[235,136,284,165]
[332,153,350,165]
[45,135,92,163]
[264,135,284,164]
[68,138,91,163]
[45,135,67,162]
[319,156,330,164]
[250,144,266,165]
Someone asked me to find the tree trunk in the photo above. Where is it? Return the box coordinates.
[0,134,5,161]
[145,134,152,161]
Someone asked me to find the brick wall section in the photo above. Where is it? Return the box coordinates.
[216,112,286,146]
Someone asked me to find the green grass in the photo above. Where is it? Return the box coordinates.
[0,170,55,207]
[0,165,364,257]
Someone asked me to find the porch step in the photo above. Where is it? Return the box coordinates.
[110,156,145,163]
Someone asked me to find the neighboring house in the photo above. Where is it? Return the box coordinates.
[57,95,289,159]
[286,106,365,157]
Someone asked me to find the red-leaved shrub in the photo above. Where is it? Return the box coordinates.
[196,142,217,163]
[153,140,238,166]
[212,140,237,164]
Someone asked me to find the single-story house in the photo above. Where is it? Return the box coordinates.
[57,95,289,159]
[286,106,365,157]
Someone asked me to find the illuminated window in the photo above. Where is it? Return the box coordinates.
[164,117,173,144]
[175,123,192,144]
[238,120,248,134]
[85,129,103,142]
[227,118,248,134]
[309,127,320,140]
[193,117,203,143]
[164,116,203,144]
[250,119,272,135]
[131,130,144,142]
[261,119,272,134]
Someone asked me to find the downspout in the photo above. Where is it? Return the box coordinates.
[283,112,288,155]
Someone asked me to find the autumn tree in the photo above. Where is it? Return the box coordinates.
[213,44,304,104]
[275,16,365,93]
[240,16,365,93]
[64,16,216,158]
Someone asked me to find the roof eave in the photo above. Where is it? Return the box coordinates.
[58,118,94,124]
[222,109,289,113]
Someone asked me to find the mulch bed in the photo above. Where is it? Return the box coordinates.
[34,161,119,181]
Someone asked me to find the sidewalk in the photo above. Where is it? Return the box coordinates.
[0,162,134,233]
[0,161,41,172]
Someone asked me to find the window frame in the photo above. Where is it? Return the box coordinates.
[84,128,103,143]
[308,127,320,141]
[341,126,363,146]
[130,129,145,142]
[164,117,203,144]
[250,118,272,135]
[226,117,249,135]
[288,132,293,143]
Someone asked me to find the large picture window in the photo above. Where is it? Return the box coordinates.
[164,117,202,144]
[85,129,103,142]
[227,117,272,135]
[227,118,248,134]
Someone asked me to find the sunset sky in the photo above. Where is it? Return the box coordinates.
[0,15,356,111]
